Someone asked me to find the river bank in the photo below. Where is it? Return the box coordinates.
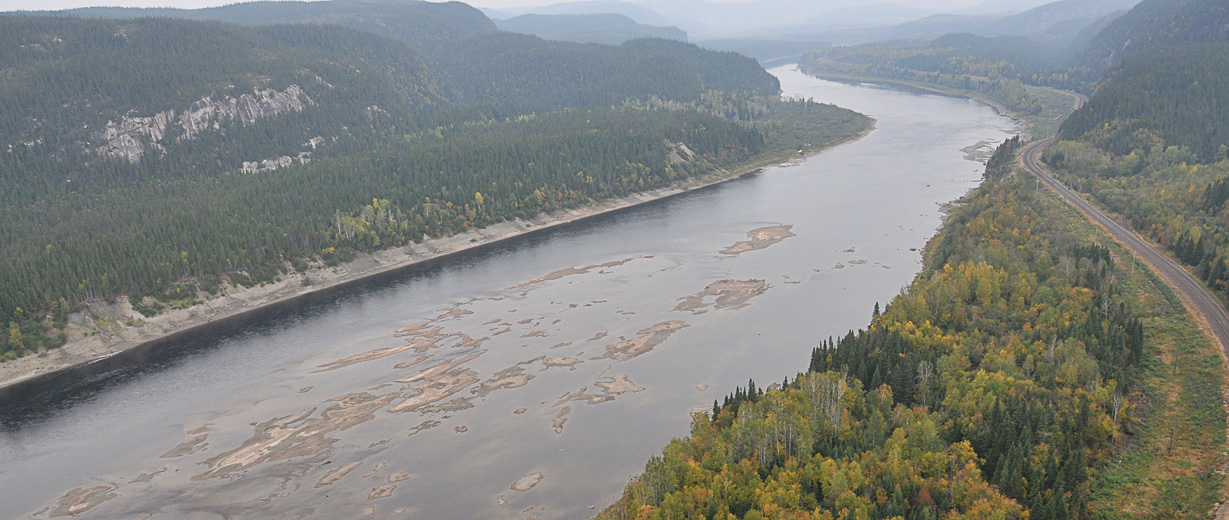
[796,69,1085,140]
[0,121,874,393]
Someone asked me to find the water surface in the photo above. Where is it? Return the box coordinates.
[0,66,1017,519]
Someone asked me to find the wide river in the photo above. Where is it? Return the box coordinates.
[0,66,1017,519]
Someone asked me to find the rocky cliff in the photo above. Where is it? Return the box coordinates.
[95,85,314,163]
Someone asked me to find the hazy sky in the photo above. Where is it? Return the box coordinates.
[2,0,984,13]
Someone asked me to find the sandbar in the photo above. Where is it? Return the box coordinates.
[552,406,571,434]
[129,468,165,484]
[674,279,768,314]
[471,366,534,397]
[42,486,117,518]
[595,374,645,395]
[511,473,543,492]
[160,434,207,458]
[315,461,363,488]
[389,356,481,413]
[542,357,582,369]
[720,225,795,255]
[313,345,417,373]
[594,321,689,362]
[194,390,400,480]
[368,484,396,500]
[506,258,640,290]
[553,374,644,407]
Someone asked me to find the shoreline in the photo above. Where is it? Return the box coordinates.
[0,123,875,394]
[797,69,1029,133]
[797,68,1086,143]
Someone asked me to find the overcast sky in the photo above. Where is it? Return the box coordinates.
[2,0,985,13]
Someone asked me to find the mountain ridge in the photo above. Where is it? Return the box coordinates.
[494,12,687,45]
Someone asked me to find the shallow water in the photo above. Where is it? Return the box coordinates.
[0,66,1018,519]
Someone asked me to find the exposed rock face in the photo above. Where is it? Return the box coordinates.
[179,85,313,141]
[95,85,314,163]
[365,105,389,119]
[240,152,312,174]
[667,141,696,164]
[95,109,175,163]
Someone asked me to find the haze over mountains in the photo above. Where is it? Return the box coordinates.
[16,0,1146,55]
[478,0,1138,43]
[466,0,1143,64]
[493,13,687,45]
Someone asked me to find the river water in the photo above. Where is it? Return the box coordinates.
[0,66,1017,519]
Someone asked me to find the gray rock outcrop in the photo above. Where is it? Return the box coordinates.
[94,109,175,163]
[95,86,314,163]
[179,85,314,141]
[240,152,312,174]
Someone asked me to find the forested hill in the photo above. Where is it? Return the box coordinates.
[794,0,1140,115]
[1057,0,1229,162]
[886,0,1137,44]
[1070,0,1229,79]
[1059,43,1229,162]
[55,0,780,108]
[799,34,1064,116]
[0,16,441,189]
[1040,0,1229,309]
[62,0,499,55]
[0,13,778,195]
[433,35,777,108]
[0,11,847,362]
[797,0,1226,107]
[494,13,688,45]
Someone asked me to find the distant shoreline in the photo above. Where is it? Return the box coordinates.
[795,68,1089,142]
[0,118,875,395]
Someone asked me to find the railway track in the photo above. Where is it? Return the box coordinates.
[1020,137,1229,355]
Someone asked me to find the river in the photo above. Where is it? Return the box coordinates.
[0,66,1018,519]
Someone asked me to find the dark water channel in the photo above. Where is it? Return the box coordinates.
[0,66,1017,519]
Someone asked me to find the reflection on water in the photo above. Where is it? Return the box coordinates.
[0,66,1018,519]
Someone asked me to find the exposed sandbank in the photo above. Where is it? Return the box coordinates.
[720,225,795,255]
[674,279,769,314]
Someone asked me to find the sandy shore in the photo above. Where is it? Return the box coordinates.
[0,126,874,394]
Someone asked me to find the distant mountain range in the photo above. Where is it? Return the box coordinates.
[61,0,498,54]
[889,0,1139,42]
[483,0,673,27]
[746,0,1138,45]
[45,0,771,108]
[475,0,1138,42]
[494,13,687,45]
[803,4,941,31]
